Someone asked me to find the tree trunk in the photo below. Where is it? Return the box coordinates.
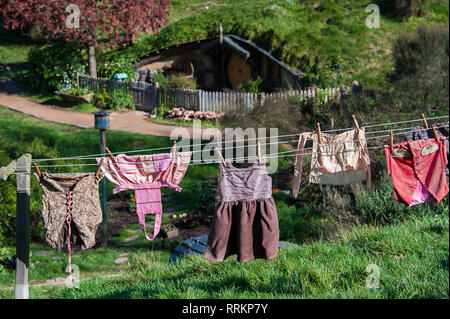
[88,44,97,78]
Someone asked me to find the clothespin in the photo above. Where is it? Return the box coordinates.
[96,158,104,178]
[317,123,323,144]
[352,114,360,130]
[422,114,440,142]
[432,126,440,142]
[421,114,429,129]
[171,141,177,159]
[390,131,394,151]
[33,163,41,178]
[105,147,115,160]
[257,142,262,164]
[215,147,226,167]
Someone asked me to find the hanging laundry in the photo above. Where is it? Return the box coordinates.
[35,172,105,280]
[96,151,192,240]
[204,161,279,263]
[385,138,448,206]
[405,122,449,175]
[35,172,105,251]
[292,128,371,198]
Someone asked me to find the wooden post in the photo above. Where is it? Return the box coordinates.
[15,154,31,299]
[76,72,80,93]
[99,130,108,246]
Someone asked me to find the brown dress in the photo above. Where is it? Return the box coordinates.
[204,161,279,263]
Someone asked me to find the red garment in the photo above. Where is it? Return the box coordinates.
[384,138,448,206]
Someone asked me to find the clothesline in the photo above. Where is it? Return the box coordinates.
[34,122,447,166]
[31,115,449,163]
[12,131,449,174]
[18,124,449,170]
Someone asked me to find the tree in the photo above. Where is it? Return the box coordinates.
[0,0,170,77]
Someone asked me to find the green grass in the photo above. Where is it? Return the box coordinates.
[0,105,448,299]
[1,212,446,299]
[105,0,449,88]
[25,93,99,113]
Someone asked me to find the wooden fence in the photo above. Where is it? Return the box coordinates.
[78,75,343,113]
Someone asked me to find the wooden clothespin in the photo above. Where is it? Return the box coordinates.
[352,114,360,130]
[257,142,262,164]
[172,141,177,159]
[317,123,323,144]
[432,126,440,142]
[421,113,429,129]
[33,162,41,178]
[390,131,394,151]
[96,158,104,178]
[215,147,226,167]
[105,147,115,161]
[422,114,440,142]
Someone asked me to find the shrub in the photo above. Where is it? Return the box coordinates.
[167,73,197,90]
[110,90,135,111]
[92,88,112,109]
[97,53,137,80]
[153,104,170,119]
[26,41,87,93]
[152,73,169,87]
[238,76,264,93]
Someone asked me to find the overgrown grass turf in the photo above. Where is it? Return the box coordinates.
[0,213,446,299]
[106,0,449,88]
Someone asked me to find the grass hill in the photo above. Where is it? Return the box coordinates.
[104,0,449,88]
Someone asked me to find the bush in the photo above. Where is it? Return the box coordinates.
[153,104,170,119]
[167,73,197,90]
[97,53,137,80]
[238,76,264,93]
[388,24,449,113]
[152,73,169,87]
[92,88,112,109]
[110,90,135,111]
[26,41,87,93]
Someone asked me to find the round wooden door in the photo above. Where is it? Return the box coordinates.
[227,52,251,89]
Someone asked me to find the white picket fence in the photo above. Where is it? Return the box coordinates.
[79,74,342,113]
[197,88,342,113]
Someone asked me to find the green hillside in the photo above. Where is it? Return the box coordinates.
[104,0,449,87]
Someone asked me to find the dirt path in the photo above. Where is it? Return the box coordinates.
[0,91,202,137]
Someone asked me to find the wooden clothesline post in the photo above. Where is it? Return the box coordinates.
[0,154,32,299]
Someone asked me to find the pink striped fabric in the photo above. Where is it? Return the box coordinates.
[96,152,192,240]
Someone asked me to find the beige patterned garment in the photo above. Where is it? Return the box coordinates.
[292,128,371,198]
[35,172,104,251]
